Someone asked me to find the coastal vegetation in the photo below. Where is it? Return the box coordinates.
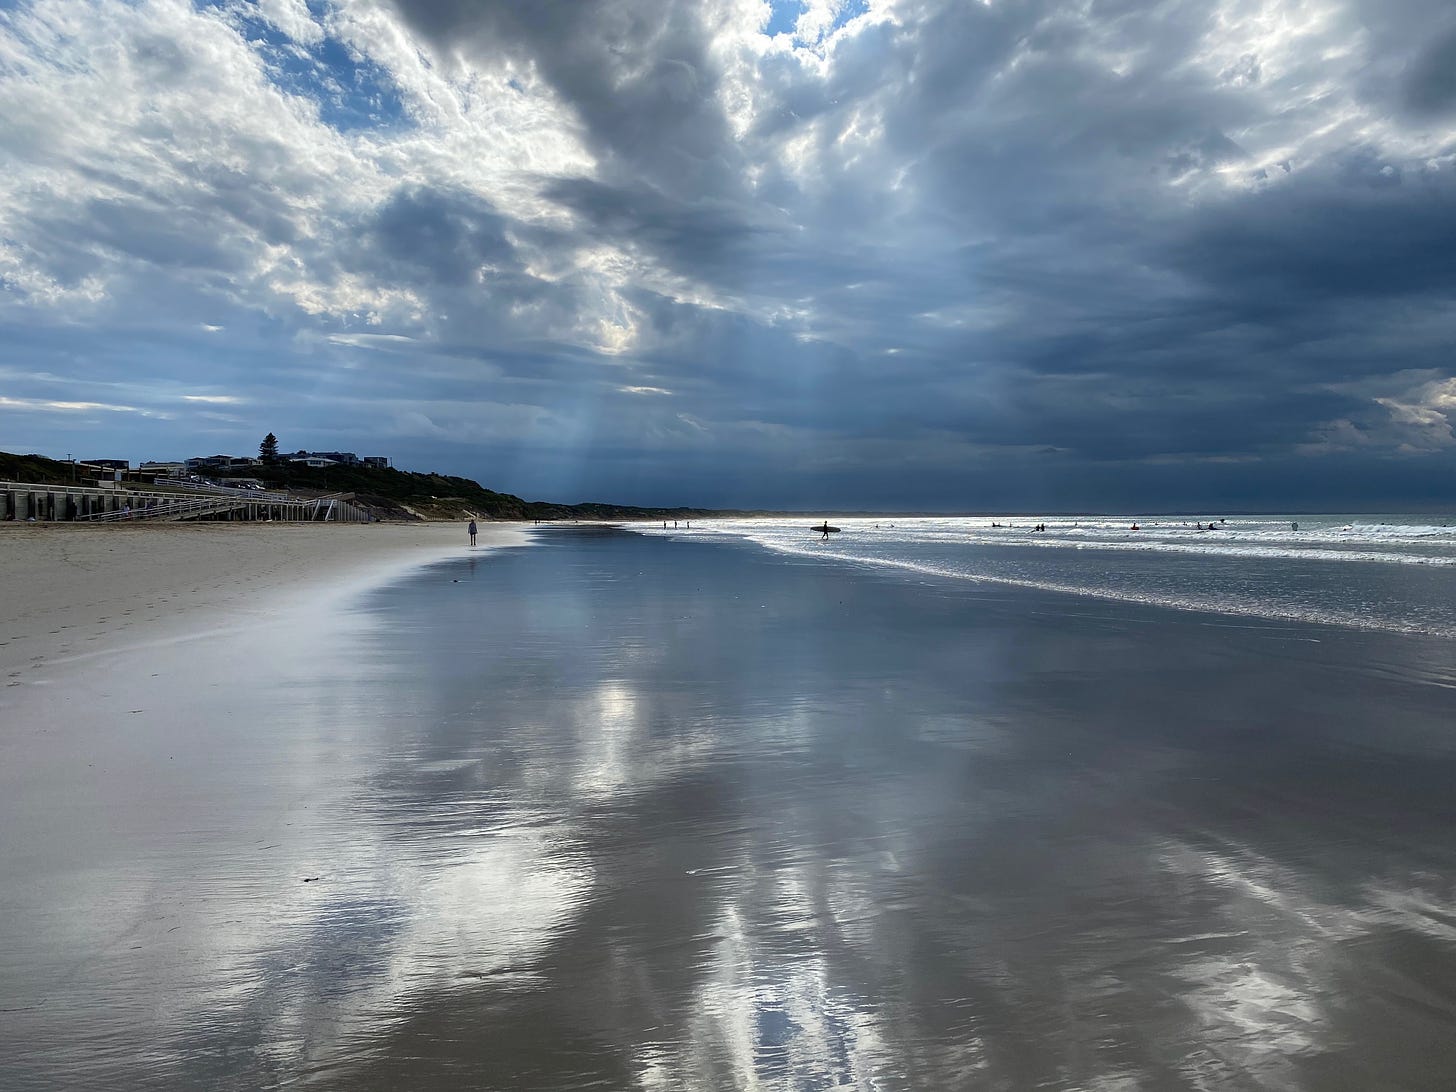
[233,458,722,522]
[0,450,86,485]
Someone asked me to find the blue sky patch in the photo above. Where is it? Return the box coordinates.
[237,11,408,134]
[764,0,803,38]
[765,0,869,40]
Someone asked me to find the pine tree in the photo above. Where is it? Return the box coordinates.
[259,433,280,464]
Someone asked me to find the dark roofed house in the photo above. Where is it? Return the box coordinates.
[362,456,389,468]
[186,455,258,472]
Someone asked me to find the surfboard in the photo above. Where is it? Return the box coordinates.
[812,524,841,533]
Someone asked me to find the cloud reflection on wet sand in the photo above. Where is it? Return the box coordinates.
[7,528,1456,1089]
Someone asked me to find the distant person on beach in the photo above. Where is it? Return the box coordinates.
[467,520,477,546]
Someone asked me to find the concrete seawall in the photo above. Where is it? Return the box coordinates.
[1,480,372,523]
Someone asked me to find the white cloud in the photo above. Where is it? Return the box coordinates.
[0,395,146,413]
[251,0,325,46]
[326,332,418,348]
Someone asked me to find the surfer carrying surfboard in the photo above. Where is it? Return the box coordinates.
[813,522,840,540]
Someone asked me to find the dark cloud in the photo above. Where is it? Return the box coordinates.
[4,0,1456,508]
[368,186,521,285]
[382,0,744,199]
[1402,23,1456,118]
[1171,159,1456,303]
[543,177,768,289]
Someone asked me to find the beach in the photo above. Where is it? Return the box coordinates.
[0,520,526,1089]
[0,522,524,683]
[4,520,1456,1089]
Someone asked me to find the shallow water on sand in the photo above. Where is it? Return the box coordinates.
[5,527,1456,1089]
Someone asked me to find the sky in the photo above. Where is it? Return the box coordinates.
[2,0,1456,511]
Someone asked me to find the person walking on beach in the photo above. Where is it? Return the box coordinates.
[467,519,477,546]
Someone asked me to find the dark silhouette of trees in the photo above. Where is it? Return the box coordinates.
[259,433,280,464]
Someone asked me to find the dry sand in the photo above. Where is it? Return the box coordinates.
[0,520,526,687]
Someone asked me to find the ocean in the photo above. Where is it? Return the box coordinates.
[638,513,1456,638]
[6,518,1456,1089]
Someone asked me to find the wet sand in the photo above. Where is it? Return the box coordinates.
[5,525,1456,1089]
[0,520,526,1089]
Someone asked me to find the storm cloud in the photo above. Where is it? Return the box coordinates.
[2,0,1455,508]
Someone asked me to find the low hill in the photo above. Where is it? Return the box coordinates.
[237,462,727,521]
